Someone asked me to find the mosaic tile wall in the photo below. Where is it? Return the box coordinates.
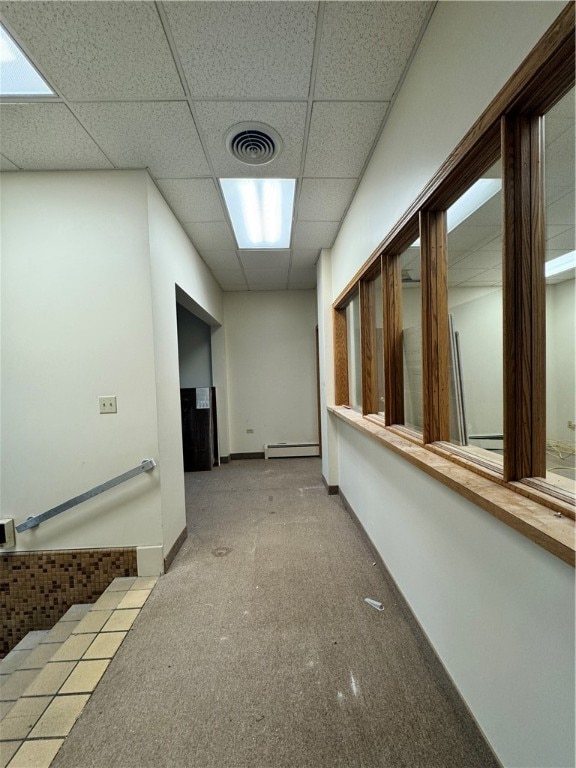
[0,548,137,657]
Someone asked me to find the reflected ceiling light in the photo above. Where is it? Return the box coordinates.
[411,178,502,247]
[545,250,576,277]
[220,178,295,249]
[0,25,53,95]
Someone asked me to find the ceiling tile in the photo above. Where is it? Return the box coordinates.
[315,2,431,100]
[0,1,183,99]
[244,268,288,290]
[452,251,502,270]
[288,268,316,289]
[239,251,290,271]
[194,101,307,178]
[448,225,500,252]
[164,2,317,99]
[156,179,225,223]
[210,269,248,291]
[201,251,242,271]
[293,221,339,250]
[0,154,19,171]
[291,250,319,268]
[0,104,113,170]
[447,268,490,286]
[183,222,236,252]
[298,178,357,221]
[465,269,503,285]
[73,102,210,178]
[304,102,388,178]
[547,227,574,252]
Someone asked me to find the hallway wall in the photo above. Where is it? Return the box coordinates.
[318,3,574,767]
[0,171,226,573]
[146,177,223,562]
[176,304,213,389]
[223,290,318,455]
[1,171,162,552]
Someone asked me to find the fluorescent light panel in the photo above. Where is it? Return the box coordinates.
[220,178,295,249]
[0,24,53,95]
[412,178,502,247]
[545,250,576,277]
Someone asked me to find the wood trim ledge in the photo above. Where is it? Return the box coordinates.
[329,405,575,567]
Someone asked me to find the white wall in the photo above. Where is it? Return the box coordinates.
[176,304,213,388]
[1,171,162,551]
[0,171,228,569]
[546,278,575,445]
[339,422,574,768]
[318,3,574,766]
[450,288,503,438]
[224,290,318,455]
[146,177,223,557]
[317,249,339,486]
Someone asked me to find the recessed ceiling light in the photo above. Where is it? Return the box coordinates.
[220,178,295,249]
[0,24,53,96]
[545,250,576,278]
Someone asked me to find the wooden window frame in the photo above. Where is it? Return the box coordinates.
[332,4,575,558]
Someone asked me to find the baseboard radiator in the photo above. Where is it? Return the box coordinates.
[264,442,320,459]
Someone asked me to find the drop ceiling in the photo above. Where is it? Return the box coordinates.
[0,0,433,291]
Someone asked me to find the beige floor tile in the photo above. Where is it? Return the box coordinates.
[105,577,136,592]
[50,635,96,663]
[0,652,30,676]
[0,702,15,720]
[72,611,112,635]
[0,671,39,702]
[117,590,150,610]
[59,605,91,623]
[28,695,89,739]
[102,609,139,633]
[83,632,127,660]
[21,662,76,697]
[17,644,57,670]
[130,577,158,591]
[40,623,74,645]
[91,591,125,610]
[58,660,109,695]
[12,632,49,652]
[0,739,21,768]
[0,697,52,741]
[6,738,63,768]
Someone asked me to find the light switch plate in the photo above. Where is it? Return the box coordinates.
[99,396,117,414]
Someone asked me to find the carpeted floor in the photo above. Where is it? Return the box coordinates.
[53,458,500,768]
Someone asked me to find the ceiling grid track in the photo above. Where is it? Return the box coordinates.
[154,0,249,289]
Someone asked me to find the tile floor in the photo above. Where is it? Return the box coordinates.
[0,576,157,768]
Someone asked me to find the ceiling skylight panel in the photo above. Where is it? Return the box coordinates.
[0,25,53,96]
[220,178,295,249]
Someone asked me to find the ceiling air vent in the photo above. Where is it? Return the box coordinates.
[225,122,282,165]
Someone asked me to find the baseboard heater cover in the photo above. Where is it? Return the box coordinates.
[264,442,320,459]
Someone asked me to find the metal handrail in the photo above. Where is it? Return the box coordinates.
[16,459,156,533]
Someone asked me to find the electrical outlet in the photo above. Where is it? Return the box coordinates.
[246,428,254,434]
[568,420,575,430]
[99,396,117,414]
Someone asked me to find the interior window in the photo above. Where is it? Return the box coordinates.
[446,160,503,465]
[544,87,575,493]
[400,240,422,432]
[346,293,362,411]
[370,273,385,417]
